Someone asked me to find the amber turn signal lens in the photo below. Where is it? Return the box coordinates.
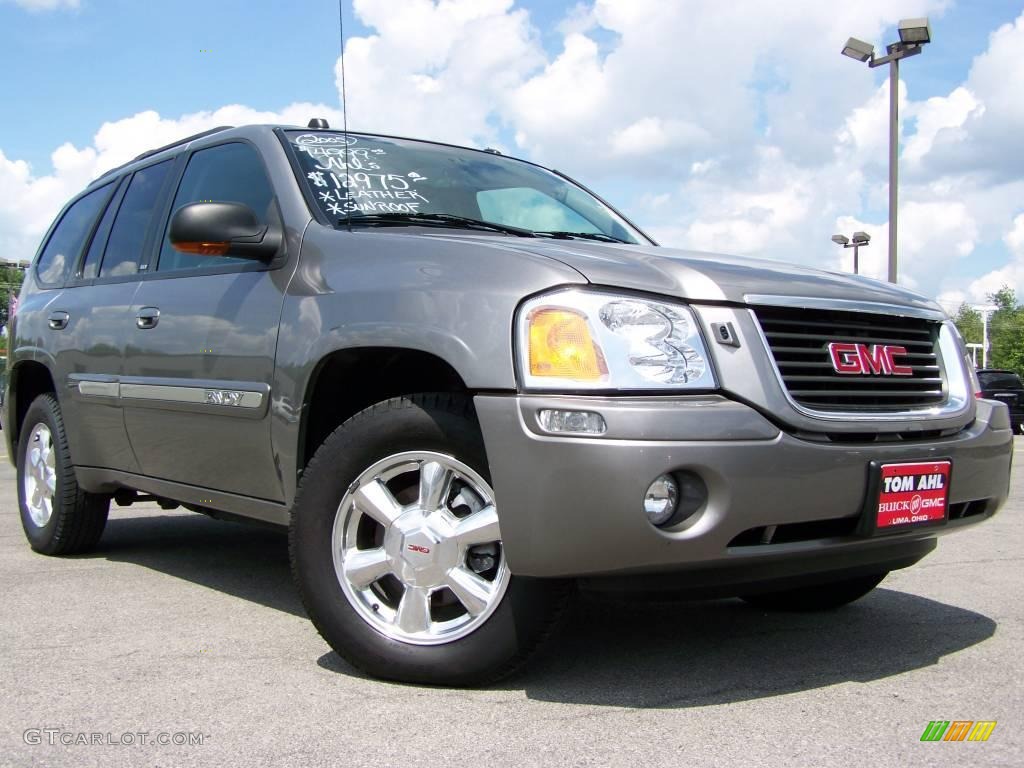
[172,241,230,255]
[528,308,608,381]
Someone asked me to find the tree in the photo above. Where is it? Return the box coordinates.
[986,285,1024,376]
[952,303,983,346]
[0,264,25,331]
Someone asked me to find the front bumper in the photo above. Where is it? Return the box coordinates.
[474,394,1013,580]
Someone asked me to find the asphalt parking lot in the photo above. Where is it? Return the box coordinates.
[0,440,1021,767]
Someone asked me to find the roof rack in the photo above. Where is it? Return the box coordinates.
[90,125,234,186]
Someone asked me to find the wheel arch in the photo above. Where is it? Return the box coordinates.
[7,359,58,458]
[298,346,472,478]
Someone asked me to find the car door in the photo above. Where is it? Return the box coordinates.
[121,141,290,502]
[42,160,176,473]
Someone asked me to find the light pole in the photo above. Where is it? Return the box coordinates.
[831,231,871,275]
[841,18,932,285]
[971,304,998,368]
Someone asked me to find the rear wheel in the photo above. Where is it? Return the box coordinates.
[740,572,887,612]
[17,394,110,555]
[290,394,569,686]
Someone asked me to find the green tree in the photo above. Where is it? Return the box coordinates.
[952,303,983,345]
[986,285,1024,376]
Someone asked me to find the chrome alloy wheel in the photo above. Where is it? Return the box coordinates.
[23,423,57,527]
[332,451,510,645]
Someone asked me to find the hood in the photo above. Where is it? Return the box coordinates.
[445,235,945,316]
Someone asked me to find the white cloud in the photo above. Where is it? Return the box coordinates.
[3,0,78,10]
[947,213,1024,304]
[339,0,542,146]
[909,14,1024,181]
[610,117,709,156]
[903,87,981,167]
[3,0,1024,308]
[826,203,977,287]
[0,103,341,263]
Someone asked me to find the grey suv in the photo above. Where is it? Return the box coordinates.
[4,121,1013,686]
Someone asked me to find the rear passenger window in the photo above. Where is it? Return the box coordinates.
[158,142,275,273]
[80,178,124,280]
[100,160,173,278]
[35,185,111,286]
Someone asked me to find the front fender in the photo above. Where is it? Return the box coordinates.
[270,224,587,503]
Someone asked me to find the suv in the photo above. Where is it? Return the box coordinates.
[4,122,1014,686]
[976,369,1024,434]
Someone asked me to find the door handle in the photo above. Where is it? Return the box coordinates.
[48,311,70,330]
[136,307,160,329]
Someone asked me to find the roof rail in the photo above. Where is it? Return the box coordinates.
[90,125,234,186]
[132,125,234,162]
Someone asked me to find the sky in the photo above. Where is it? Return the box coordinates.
[2,0,1024,313]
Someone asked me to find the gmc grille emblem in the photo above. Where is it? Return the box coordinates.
[827,342,913,376]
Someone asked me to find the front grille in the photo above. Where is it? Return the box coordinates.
[728,517,859,547]
[726,499,992,548]
[753,306,945,411]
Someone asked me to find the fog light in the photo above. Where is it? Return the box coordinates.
[538,409,607,435]
[644,471,707,528]
[644,474,679,526]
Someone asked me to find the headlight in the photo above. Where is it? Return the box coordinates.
[516,289,717,390]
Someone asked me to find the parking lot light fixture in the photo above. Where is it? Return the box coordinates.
[898,18,932,45]
[832,231,871,275]
[841,37,874,62]
[840,18,932,284]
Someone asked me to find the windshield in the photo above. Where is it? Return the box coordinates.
[285,130,645,244]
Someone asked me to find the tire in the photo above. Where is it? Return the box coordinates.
[740,572,887,612]
[289,393,570,686]
[17,393,110,555]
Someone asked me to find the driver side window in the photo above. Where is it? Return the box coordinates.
[158,142,275,273]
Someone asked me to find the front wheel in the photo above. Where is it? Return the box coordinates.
[740,572,888,612]
[289,394,569,686]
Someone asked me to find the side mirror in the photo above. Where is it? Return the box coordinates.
[169,202,281,261]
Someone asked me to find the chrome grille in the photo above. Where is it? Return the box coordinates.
[753,306,945,411]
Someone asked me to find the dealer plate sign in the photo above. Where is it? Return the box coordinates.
[874,460,951,531]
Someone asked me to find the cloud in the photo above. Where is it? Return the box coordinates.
[942,213,1024,305]
[907,13,1024,182]
[0,103,341,263]
[3,0,1024,308]
[339,0,542,146]
[3,0,78,10]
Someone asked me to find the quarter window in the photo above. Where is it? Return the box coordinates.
[158,143,275,272]
[35,185,112,286]
[100,160,173,278]
[80,179,123,280]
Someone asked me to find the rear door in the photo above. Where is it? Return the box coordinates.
[121,141,290,502]
[39,159,176,472]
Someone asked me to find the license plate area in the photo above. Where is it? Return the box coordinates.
[862,459,951,536]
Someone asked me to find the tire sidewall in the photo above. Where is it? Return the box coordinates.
[291,398,558,685]
[17,396,65,552]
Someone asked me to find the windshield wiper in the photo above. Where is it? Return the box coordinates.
[534,230,629,243]
[338,212,535,238]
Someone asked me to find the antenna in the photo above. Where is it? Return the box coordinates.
[338,0,352,231]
